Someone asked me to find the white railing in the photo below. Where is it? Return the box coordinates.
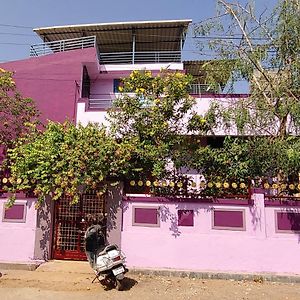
[190,84,221,95]
[30,36,97,57]
[99,51,181,64]
[88,98,113,110]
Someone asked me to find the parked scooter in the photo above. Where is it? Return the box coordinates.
[84,224,128,290]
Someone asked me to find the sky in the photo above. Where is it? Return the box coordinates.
[0,0,279,63]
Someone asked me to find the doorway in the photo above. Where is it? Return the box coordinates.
[52,191,105,260]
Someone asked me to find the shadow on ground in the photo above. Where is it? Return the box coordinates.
[100,276,138,291]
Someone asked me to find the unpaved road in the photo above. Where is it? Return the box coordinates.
[1,269,300,300]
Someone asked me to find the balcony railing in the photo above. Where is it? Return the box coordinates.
[88,95,114,110]
[189,84,221,95]
[30,36,97,57]
[99,51,181,65]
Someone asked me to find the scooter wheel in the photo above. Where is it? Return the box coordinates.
[115,279,123,291]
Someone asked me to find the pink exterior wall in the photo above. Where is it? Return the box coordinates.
[76,94,248,133]
[121,192,300,275]
[0,197,38,262]
[0,48,98,124]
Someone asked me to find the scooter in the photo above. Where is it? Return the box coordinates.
[92,244,128,290]
[84,224,128,290]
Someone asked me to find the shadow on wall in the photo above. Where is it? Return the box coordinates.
[249,204,262,231]
[105,183,124,246]
[159,203,203,238]
[35,197,53,261]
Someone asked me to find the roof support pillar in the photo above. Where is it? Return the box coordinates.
[132,29,136,64]
[180,31,184,62]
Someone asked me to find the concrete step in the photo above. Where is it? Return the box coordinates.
[0,260,43,271]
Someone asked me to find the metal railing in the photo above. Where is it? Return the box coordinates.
[99,51,181,64]
[189,84,221,95]
[30,36,97,57]
[88,96,113,110]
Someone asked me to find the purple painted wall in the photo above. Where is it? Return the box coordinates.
[0,48,98,124]
[0,196,38,262]
[121,192,300,274]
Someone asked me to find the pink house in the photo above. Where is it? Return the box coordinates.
[0,20,300,276]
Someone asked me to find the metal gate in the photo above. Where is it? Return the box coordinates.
[52,191,105,260]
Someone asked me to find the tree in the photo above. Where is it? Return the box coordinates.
[0,68,39,148]
[189,0,300,182]
[6,121,134,206]
[107,69,195,179]
[5,70,195,205]
[194,0,300,137]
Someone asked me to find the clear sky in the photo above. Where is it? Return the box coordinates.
[0,0,279,63]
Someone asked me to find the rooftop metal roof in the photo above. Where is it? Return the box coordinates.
[33,19,192,53]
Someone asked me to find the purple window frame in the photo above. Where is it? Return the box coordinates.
[132,206,160,227]
[275,210,300,233]
[178,210,194,226]
[212,208,246,231]
[2,202,27,223]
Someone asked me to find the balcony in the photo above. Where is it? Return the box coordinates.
[87,94,114,110]
[99,51,181,65]
[86,84,222,110]
[30,36,97,57]
[189,84,221,95]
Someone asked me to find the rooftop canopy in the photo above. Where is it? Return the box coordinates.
[33,19,192,54]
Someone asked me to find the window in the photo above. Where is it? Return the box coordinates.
[275,211,300,233]
[113,79,123,93]
[132,206,160,227]
[178,210,194,226]
[212,209,245,231]
[2,202,27,223]
[81,66,90,98]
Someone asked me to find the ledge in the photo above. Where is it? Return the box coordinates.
[129,267,300,283]
[123,196,253,206]
[0,260,44,271]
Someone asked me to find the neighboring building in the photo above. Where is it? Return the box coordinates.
[0,20,299,276]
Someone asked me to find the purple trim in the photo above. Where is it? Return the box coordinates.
[265,198,300,207]
[251,188,265,194]
[132,206,160,227]
[275,211,300,232]
[123,196,252,206]
[212,209,245,230]
[0,192,33,199]
[178,210,194,226]
[2,203,26,222]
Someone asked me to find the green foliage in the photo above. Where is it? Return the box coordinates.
[186,0,300,184]
[187,136,300,184]
[194,0,300,137]
[108,70,195,178]
[7,121,133,205]
[0,68,39,148]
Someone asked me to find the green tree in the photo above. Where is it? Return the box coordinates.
[107,69,195,179]
[0,68,39,148]
[189,0,300,182]
[6,121,133,206]
[194,0,300,137]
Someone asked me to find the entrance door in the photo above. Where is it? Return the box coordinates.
[52,191,105,260]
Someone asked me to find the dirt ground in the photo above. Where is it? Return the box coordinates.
[1,267,300,300]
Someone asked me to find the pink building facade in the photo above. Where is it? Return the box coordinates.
[0,20,300,276]
[122,193,300,274]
